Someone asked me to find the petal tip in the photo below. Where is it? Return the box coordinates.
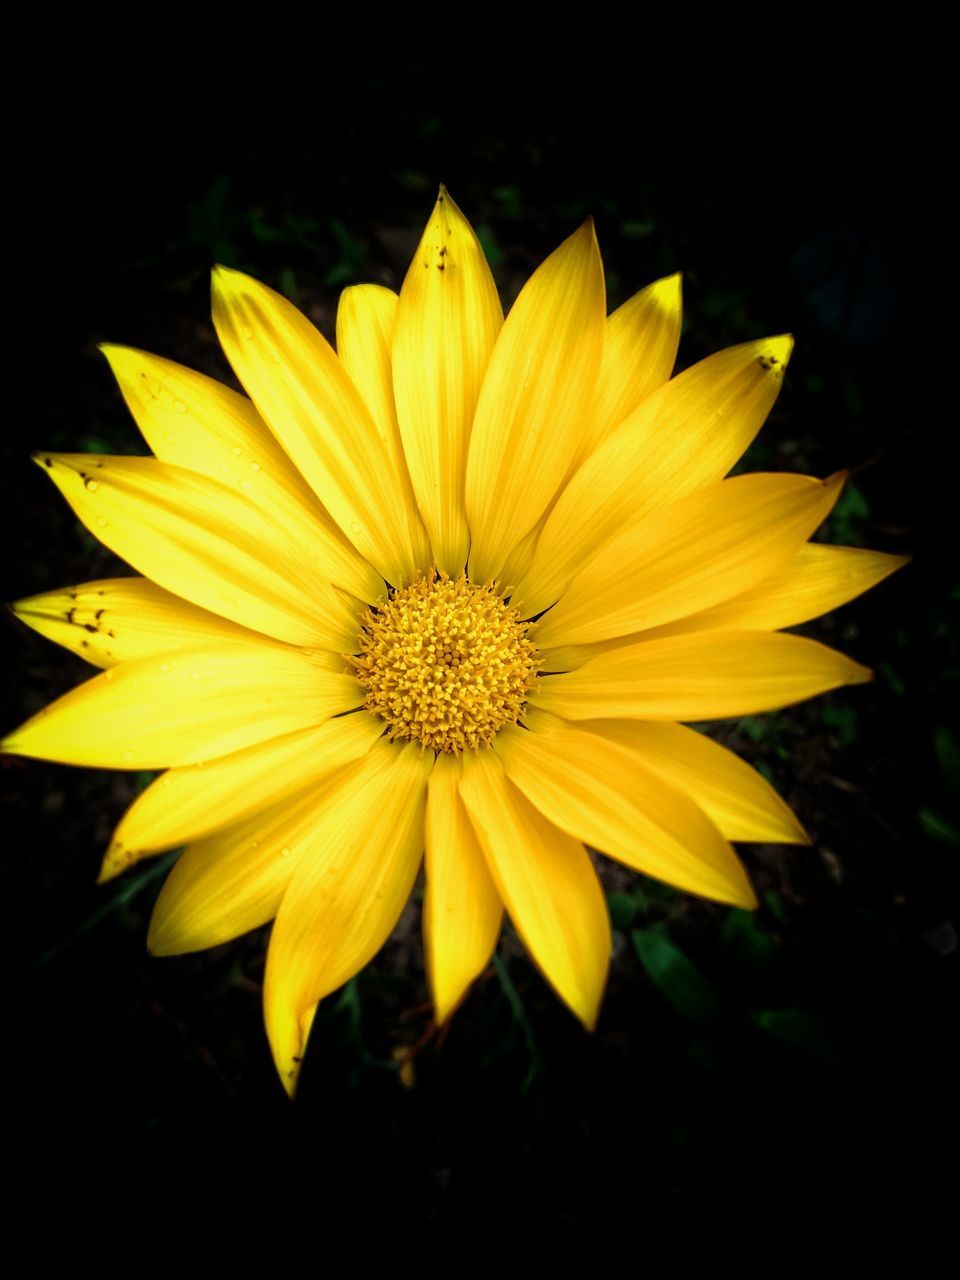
[97,844,127,885]
[650,271,683,307]
[763,334,795,371]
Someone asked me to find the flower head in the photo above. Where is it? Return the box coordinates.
[5,188,906,1094]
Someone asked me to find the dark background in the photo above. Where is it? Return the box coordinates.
[2,55,953,1248]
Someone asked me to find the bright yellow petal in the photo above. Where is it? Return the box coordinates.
[102,712,383,880]
[516,335,794,613]
[498,711,756,908]
[36,454,361,650]
[264,739,433,1095]
[147,760,371,957]
[641,542,911,639]
[101,345,381,602]
[571,717,809,845]
[212,266,430,584]
[334,283,434,579]
[2,643,361,769]
[459,748,609,1029]
[465,221,605,584]
[575,272,682,463]
[11,577,267,669]
[393,188,503,575]
[534,472,844,647]
[530,630,871,722]
[423,752,503,1024]
[335,283,399,446]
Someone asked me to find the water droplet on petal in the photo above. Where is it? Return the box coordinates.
[281,846,292,858]
[121,750,134,764]
[164,432,176,446]
[250,461,261,472]
[231,446,243,457]
[351,521,362,533]
[241,480,252,491]
[85,479,99,492]
[174,400,187,414]
[95,517,108,528]
[241,325,254,340]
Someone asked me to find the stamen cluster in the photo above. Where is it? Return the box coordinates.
[353,572,538,753]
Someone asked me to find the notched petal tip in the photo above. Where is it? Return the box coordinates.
[756,334,794,376]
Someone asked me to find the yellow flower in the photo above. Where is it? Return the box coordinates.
[4,188,905,1095]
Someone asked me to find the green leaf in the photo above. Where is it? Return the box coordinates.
[821,703,859,745]
[918,806,960,846]
[721,909,775,967]
[750,1008,846,1067]
[632,925,721,1024]
[607,891,638,931]
[762,890,788,923]
[475,224,503,267]
[934,727,960,790]
[829,480,870,545]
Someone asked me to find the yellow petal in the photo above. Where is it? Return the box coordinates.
[424,752,503,1023]
[2,643,361,769]
[459,748,609,1029]
[516,335,794,613]
[498,711,756,908]
[530,630,872,722]
[11,577,266,669]
[534,472,845,647]
[641,542,911,639]
[572,717,809,845]
[575,272,682,463]
[334,283,434,580]
[264,739,433,1095]
[101,345,381,602]
[102,712,384,881]
[147,788,332,956]
[393,188,503,575]
[212,266,430,584]
[36,454,361,650]
[465,221,605,583]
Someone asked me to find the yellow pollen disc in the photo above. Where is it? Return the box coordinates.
[352,572,539,753]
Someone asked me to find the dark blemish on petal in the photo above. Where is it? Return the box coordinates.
[44,457,52,467]
[437,263,445,271]
[95,608,105,620]
[107,630,116,638]
[81,640,89,648]
[83,623,98,633]
[66,608,76,624]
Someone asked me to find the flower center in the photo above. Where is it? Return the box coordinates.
[352,572,538,753]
